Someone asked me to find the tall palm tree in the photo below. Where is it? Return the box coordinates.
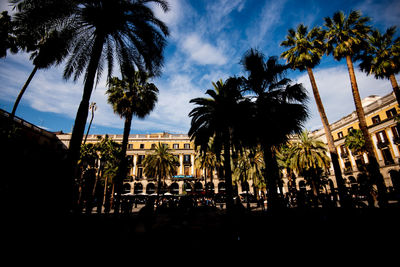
[290,130,331,201]
[345,128,366,156]
[83,102,97,144]
[106,71,158,211]
[241,49,309,210]
[281,24,349,207]
[189,78,249,212]
[324,10,387,206]
[0,11,18,58]
[194,138,219,192]
[359,26,400,105]
[10,27,73,117]
[11,0,170,207]
[143,142,179,203]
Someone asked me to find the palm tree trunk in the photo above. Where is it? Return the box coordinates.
[114,112,133,214]
[389,74,400,107]
[67,33,105,211]
[83,104,95,144]
[11,65,39,117]
[262,144,280,210]
[223,137,234,212]
[345,55,387,206]
[306,67,349,207]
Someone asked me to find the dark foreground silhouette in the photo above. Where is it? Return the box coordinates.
[6,206,400,250]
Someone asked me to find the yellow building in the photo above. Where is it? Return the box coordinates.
[307,92,400,192]
[57,132,244,195]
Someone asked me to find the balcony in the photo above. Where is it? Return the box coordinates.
[343,167,353,175]
[377,141,389,149]
[393,136,400,145]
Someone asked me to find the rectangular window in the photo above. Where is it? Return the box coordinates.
[372,115,381,124]
[173,144,179,149]
[184,143,190,149]
[140,144,144,149]
[337,131,343,139]
[137,155,145,165]
[376,130,388,143]
[128,144,133,150]
[184,154,191,164]
[386,108,397,119]
[381,148,394,165]
[151,143,156,149]
[340,145,348,158]
[347,127,354,134]
[392,126,400,139]
[137,167,143,179]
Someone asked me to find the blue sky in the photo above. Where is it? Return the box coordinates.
[0,0,399,135]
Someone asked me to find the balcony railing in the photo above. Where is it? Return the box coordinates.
[377,141,389,149]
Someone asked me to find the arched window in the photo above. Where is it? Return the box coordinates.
[146,183,156,194]
[122,183,131,194]
[183,181,193,192]
[170,182,179,195]
[218,182,226,192]
[134,183,143,194]
[194,182,203,192]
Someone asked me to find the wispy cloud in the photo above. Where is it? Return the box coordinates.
[295,66,396,130]
[356,0,400,28]
[246,0,287,47]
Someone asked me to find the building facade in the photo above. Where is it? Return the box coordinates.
[305,92,400,193]
[57,92,400,197]
[57,132,248,196]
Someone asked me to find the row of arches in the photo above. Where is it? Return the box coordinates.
[123,181,229,195]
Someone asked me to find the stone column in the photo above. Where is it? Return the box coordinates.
[179,154,183,175]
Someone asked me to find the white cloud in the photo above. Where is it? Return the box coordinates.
[295,65,396,131]
[181,34,228,65]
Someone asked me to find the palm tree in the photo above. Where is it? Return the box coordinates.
[10,27,72,117]
[345,128,366,156]
[359,26,400,106]
[324,10,387,206]
[143,142,179,204]
[106,71,158,212]
[276,144,296,194]
[241,49,309,210]
[11,0,170,207]
[83,102,97,144]
[281,24,349,207]
[189,78,249,212]
[289,130,331,204]
[194,138,219,192]
[0,11,18,58]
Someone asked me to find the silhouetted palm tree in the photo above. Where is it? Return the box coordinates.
[143,142,179,204]
[281,24,349,207]
[359,26,400,105]
[0,11,18,58]
[241,49,309,210]
[324,10,387,206]
[83,102,97,144]
[10,25,72,117]
[106,71,158,212]
[11,0,169,206]
[189,78,249,212]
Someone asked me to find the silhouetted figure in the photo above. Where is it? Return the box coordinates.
[139,198,155,232]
